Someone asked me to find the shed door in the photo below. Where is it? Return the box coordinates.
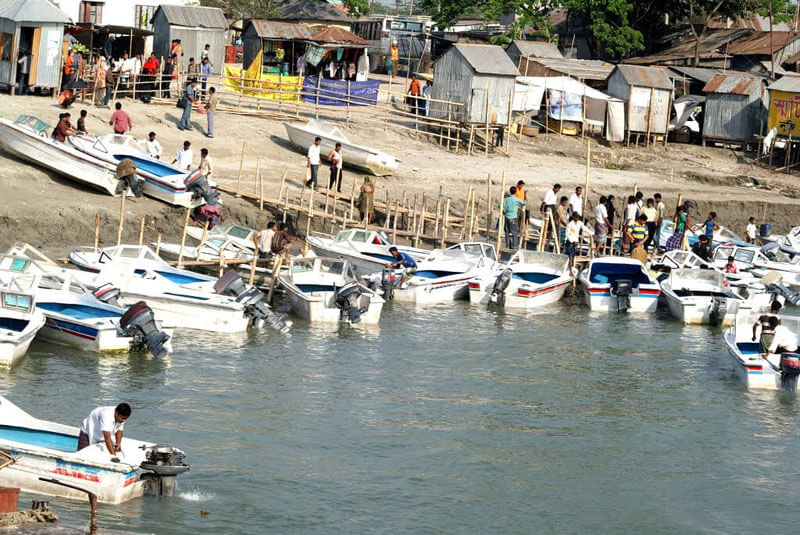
[470,88,487,124]
[28,28,40,86]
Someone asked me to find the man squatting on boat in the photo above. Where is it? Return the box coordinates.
[78,402,131,454]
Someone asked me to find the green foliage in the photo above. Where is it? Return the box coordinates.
[199,0,282,19]
[343,0,371,17]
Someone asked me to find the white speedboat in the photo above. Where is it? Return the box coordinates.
[0,271,45,367]
[393,243,499,304]
[0,396,189,504]
[68,133,217,207]
[578,257,660,312]
[284,119,400,176]
[713,244,800,288]
[306,229,429,275]
[467,250,573,308]
[68,246,288,334]
[0,115,121,196]
[761,225,800,250]
[186,222,257,253]
[157,236,254,263]
[659,269,746,325]
[0,251,172,356]
[722,314,800,391]
[278,257,384,324]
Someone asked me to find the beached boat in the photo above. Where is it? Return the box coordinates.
[306,229,429,275]
[393,243,499,304]
[0,115,121,196]
[157,236,254,263]
[0,396,190,504]
[68,246,289,333]
[760,225,800,250]
[0,250,172,355]
[467,250,573,308]
[722,314,800,391]
[578,257,660,312]
[186,222,258,253]
[284,119,400,176]
[278,257,384,324]
[0,270,45,367]
[659,269,747,325]
[655,220,752,250]
[68,133,217,207]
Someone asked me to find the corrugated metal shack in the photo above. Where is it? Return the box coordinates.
[727,31,800,71]
[515,57,613,89]
[606,64,674,142]
[0,0,70,93]
[242,20,312,74]
[701,73,765,147]
[429,43,518,126]
[152,5,227,74]
[505,40,561,72]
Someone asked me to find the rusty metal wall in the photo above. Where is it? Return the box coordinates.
[703,92,765,142]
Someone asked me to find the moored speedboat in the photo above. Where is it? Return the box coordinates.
[659,268,746,325]
[468,250,573,308]
[278,256,384,324]
[393,242,499,304]
[713,244,800,288]
[0,396,189,503]
[307,229,429,275]
[0,271,45,367]
[186,222,257,253]
[578,257,660,312]
[722,314,800,391]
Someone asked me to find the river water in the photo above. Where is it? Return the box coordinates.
[2,298,800,533]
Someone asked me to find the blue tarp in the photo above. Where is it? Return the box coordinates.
[301,76,380,107]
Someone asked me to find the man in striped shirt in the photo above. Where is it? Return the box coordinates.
[626,214,649,254]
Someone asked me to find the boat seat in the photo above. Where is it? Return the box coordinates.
[737,342,761,355]
[0,318,29,332]
[672,289,731,298]
[37,303,117,320]
[513,272,558,284]
[415,270,459,279]
[297,284,337,293]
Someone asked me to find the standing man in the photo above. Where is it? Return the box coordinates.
[206,87,218,138]
[108,102,132,134]
[62,47,75,90]
[200,57,212,99]
[515,180,527,235]
[201,44,212,63]
[653,192,666,246]
[16,51,30,95]
[328,142,343,192]
[271,222,294,257]
[763,316,799,368]
[172,140,193,171]
[78,403,131,454]
[746,216,757,244]
[594,195,610,255]
[390,40,399,76]
[178,78,198,131]
[565,212,589,272]
[145,131,162,159]
[556,196,569,247]
[542,183,561,216]
[171,39,183,72]
[568,186,583,219]
[305,136,321,189]
[625,214,649,255]
[198,148,213,179]
[503,186,526,249]
[753,301,782,354]
[696,211,720,239]
[253,221,276,259]
[103,62,115,107]
[407,74,422,115]
[161,56,174,98]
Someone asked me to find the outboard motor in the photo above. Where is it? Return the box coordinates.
[779,353,800,392]
[139,445,190,496]
[119,301,171,357]
[214,270,290,333]
[380,268,400,300]
[709,295,727,326]
[767,282,800,306]
[334,281,364,323]
[184,171,220,205]
[610,279,632,312]
[489,268,513,306]
[93,283,121,307]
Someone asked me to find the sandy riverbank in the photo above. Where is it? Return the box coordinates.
[0,91,798,258]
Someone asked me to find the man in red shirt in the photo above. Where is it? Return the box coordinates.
[407,74,421,115]
[108,102,132,134]
[53,113,75,142]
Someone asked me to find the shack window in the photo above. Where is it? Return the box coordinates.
[0,33,12,62]
[135,5,156,29]
[79,1,103,24]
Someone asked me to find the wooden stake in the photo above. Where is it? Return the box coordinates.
[440,198,450,248]
[155,233,161,255]
[235,141,246,197]
[582,141,590,218]
[259,168,265,211]
[94,213,100,252]
[392,200,399,243]
[486,173,492,240]
[116,191,126,246]
[267,256,284,303]
[254,158,260,193]
[198,220,209,259]
[177,207,191,269]
[249,244,259,285]
[495,173,506,253]
[137,216,145,246]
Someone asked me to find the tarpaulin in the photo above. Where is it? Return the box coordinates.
[548,89,583,122]
[606,100,625,142]
[301,76,380,107]
[223,63,302,102]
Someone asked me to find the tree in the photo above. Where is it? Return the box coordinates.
[199,0,282,20]
[343,0,371,17]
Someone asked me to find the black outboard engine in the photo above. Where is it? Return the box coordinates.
[709,295,727,326]
[610,279,632,312]
[184,171,221,205]
[93,283,121,307]
[214,270,290,333]
[334,281,364,323]
[490,268,513,306]
[119,301,171,357]
[139,445,190,496]
[779,353,800,391]
[380,269,399,300]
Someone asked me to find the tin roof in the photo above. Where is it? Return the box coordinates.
[768,75,800,93]
[726,31,800,55]
[451,44,521,76]
[703,74,763,94]
[625,28,751,65]
[155,5,227,29]
[614,64,673,89]
[527,57,613,81]
[280,0,351,23]
[668,66,723,83]
[245,20,313,40]
[0,0,70,23]
[509,40,563,59]
[311,26,369,46]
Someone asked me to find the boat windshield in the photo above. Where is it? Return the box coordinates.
[1,292,33,313]
[335,231,353,242]
[350,231,370,243]
[228,226,251,239]
[15,115,49,133]
[0,257,31,274]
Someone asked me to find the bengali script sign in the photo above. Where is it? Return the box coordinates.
[768,90,800,136]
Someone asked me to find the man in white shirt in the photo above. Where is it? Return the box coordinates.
[565,212,590,270]
[765,317,798,368]
[746,216,757,244]
[198,148,213,179]
[145,131,162,159]
[78,403,131,454]
[253,221,276,259]
[171,140,193,170]
[568,186,583,219]
[542,183,561,215]
[305,136,322,189]
[594,195,610,254]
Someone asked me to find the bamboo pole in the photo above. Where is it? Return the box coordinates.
[440,198,450,249]
[137,216,145,246]
[495,173,505,253]
[267,256,283,303]
[249,243,259,285]
[469,196,478,240]
[485,89,491,155]
[176,207,191,269]
[116,191,126,246]
[155,233,162,255]
[392,200,399,243]
[259,166,265,211]
[235,141,246,197]
[94,214,100,252]
[414,196,426,247]
[253,158,260,193]
[582,141,590,218]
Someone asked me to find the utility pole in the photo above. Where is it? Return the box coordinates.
[770,0,775,80]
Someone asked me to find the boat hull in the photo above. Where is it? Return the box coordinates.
[281,283,383,324]
[581,286,660,313]
[722,327,782,390]
[393,276,472,304]
[468,277,572,308]
[661,292,741,326]
[0,312,44,368]
[116,294,249,333]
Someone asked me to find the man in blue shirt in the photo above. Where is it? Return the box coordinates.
[387,247,417,270]
[503,186,526,249]
[200,57,212,99]
[178,78,198,130]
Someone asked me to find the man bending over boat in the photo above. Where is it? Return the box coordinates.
[763,316,798,369]
[386,246,416,284]
[77,403,131,454]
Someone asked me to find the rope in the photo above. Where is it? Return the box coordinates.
[0,509,59,527]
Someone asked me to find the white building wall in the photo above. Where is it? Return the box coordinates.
[54,0,192,28]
